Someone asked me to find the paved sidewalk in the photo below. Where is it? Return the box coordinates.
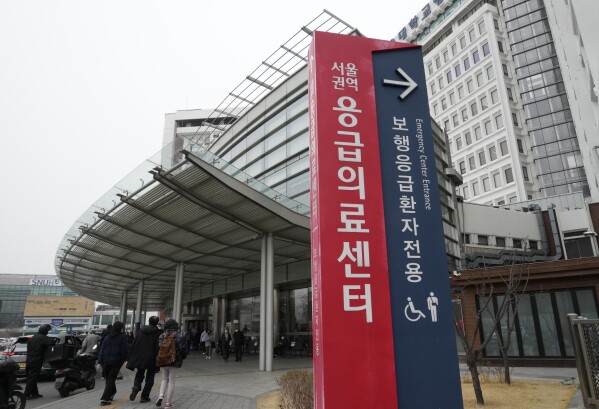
[32,351,583,409]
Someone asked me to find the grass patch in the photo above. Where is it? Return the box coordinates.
[257,379,577,409]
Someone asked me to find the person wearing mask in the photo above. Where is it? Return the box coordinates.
[126,316,161,403]
[233,328,245,362]
[98,321,128,406]
[155,319,188,409]
[204,330,213,359]
[24,323,54,399]
[221,328,232,362]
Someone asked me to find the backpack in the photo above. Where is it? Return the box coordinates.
[156,332,176,367]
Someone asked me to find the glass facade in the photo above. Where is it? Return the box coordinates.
[480,288,598,358]
[502,0,590,197]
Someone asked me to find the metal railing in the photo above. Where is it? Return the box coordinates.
[568,313,599,408]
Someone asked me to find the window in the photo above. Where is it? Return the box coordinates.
[472,181,480,196]
[430,82,436,95]
[449,92,456,105]
[452,113,459,127]
[469,27,476,41]
[455,64,462,78]
[484,120,492,135]
[465,131,472,145]
[438,77,444,89]
[473,50,480,64]
[490,89,498,104]
[497,200,505,205]
[435,56,441,69]
[483,177,491,192]
[512,112,519,127]
[494,19,500,30]
[505,167,514,183]
[476,72,484,86]
[478,21,486,35]
[478,151,486,165]
[502,63,509,77]
[459,161,466,174]
[470,101,478,116]
[482,42,490,56]
[468,156,476,170]
[497,41,504,53]
[463,185,470,199]
[486,65,495,80]
[443,50,449,62]
[500,140,509,155]
[496,237,506,247]
[464,57,471,71]
[478,234,488,245]
[451,43,457,56]
[507,88,513,101]
[513,239,522,248]
[474,126,482,140]
[433,103,438,115]
[489,145,497,161]
[517,138,524,153]
[495,114,504,129]
[493,172,502,187]
[447,71,453,84]
[480,96,488,110]
[456,137,463,150]
[441,98,447,110]
[428,63,433,75]
[522,166,529,181]
[461,108,468,122]
[444,119,450,131]
[458,86,465,99]
[529,240,538,250]
[467,79,474,93]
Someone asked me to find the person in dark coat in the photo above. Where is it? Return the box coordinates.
[155,319,188,408]
[126,316,161,403]
[98,321,128,406]
[233,328,245,362]
[221,328,232,362]
[24,323,54,399]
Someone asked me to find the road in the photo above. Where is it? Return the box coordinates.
[15,368,105,409]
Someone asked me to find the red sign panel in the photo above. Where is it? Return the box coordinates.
[308,32,417,408]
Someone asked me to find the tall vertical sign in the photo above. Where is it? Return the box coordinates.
[309,31,463,408]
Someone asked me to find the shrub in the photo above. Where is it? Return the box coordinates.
[277,369,313,409]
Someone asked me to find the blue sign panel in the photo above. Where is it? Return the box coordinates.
[372,46,463,408]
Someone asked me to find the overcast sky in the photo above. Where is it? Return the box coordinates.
[0,0,423,276]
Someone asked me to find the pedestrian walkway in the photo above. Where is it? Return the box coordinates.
[33,351,582,409]
[34,351,312,409]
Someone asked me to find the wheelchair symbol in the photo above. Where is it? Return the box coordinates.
[405,297,426,322]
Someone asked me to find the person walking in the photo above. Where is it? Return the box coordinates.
[199,328,208,355]
[221,328,232,362]
[126,316,161,403]
[233,328,245,362]
[98,321,128,406]
[155,319,188,409]
[204,330,213,359]
[80,330,100,354]
[24,323,54,399]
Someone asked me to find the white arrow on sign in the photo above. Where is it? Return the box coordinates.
[383,67,418,100]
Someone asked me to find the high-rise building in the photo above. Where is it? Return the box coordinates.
[395,0,598,205]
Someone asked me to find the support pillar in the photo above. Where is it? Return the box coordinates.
[259,235,267,371]
[173,263,185,323]
[136,279,144,325]
[265,233,274,372]
[120,290,128,322]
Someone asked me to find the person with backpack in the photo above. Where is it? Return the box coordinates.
[155,318,188,408]
[126,316,161,403]
[98,321,128,406]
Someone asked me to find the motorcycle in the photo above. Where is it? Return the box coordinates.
[54,345,98,398]
[0,358,26,409]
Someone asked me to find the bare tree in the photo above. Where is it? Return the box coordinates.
[452,256,530,404]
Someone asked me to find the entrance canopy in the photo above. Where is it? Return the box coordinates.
[56,149,310,310]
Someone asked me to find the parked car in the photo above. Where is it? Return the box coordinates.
[1,333,82,378]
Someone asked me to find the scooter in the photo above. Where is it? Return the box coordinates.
[1,358,26,409]
[54,345,98,398]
